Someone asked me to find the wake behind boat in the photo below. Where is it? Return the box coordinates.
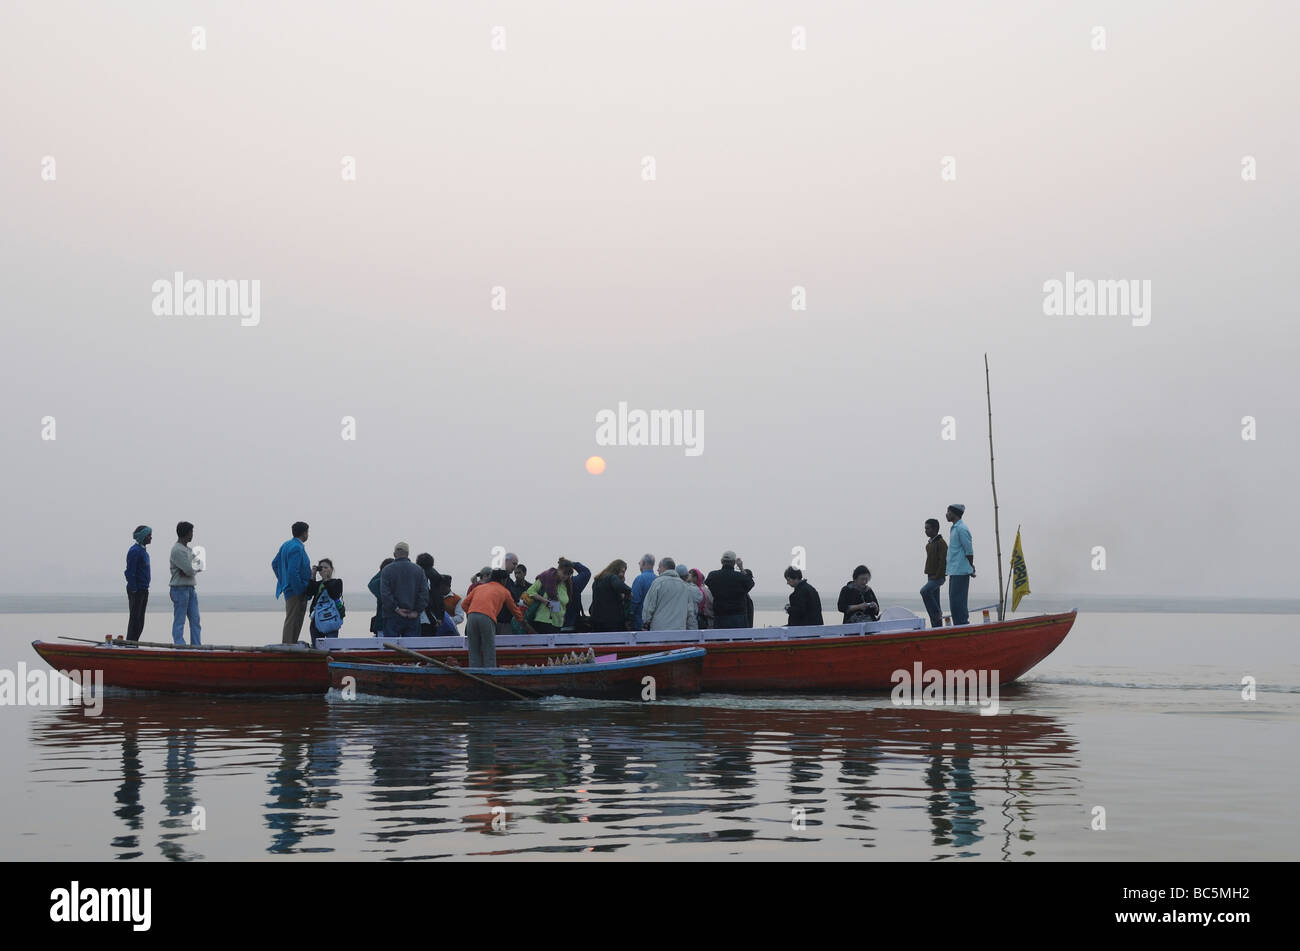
[330,647,705,701]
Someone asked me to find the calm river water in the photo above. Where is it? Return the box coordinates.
[2,610,1296,860]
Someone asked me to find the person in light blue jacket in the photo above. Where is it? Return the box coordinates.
[945,504,975,625]
[272,521,312,644]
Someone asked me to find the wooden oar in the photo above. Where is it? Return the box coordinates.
[57,635,328,656]
[382,642,531,701]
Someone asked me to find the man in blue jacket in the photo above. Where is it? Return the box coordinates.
[124,525,152,641]
[272,521,312,644]
[630,554,656,630]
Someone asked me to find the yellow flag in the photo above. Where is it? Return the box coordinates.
[1009,529,1030,612]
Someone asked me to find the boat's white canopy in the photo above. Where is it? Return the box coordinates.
[319,606,925,652]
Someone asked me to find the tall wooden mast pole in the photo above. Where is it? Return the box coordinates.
[985,353,1006,622]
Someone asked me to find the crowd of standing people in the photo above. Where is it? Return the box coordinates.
[122,505,979,653]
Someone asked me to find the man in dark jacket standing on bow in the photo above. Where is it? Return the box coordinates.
[920,518,948,628]
[125,525,152,641]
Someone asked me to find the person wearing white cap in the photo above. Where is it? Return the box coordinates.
[945,504,975,625]
[497,552,524,637]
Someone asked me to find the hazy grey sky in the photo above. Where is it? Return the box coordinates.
[1,1,1295,599]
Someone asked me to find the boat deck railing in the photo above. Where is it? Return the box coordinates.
[319,612,927,652]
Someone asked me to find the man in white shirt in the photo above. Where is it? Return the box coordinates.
[169,521,202,645]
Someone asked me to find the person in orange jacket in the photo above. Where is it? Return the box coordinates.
[461,569,532,667]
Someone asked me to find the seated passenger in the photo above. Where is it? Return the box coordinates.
[837,565,880,624]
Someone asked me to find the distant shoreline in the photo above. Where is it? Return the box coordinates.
[0,593,1297,615]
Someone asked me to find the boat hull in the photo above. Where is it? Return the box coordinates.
[329,648,704,701]
[32,610,1076,696]
[30,641,330,695]
[325,611,1077,693]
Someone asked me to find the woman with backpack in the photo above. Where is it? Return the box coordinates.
[306,558,346,646]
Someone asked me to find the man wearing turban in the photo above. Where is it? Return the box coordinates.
[125,525,152,640]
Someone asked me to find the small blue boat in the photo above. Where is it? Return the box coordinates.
[329,647,705,701]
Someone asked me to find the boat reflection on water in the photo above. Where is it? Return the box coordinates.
[266,715,342,855]
[93,714,205,861]
[34,697,338,860]
[111,719,143,859]
[29,690,1079,860]
[159,727,200,861]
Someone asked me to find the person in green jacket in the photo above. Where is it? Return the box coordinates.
[522,558,575,634]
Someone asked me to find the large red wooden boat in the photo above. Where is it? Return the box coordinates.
[321,609,1078,693]
[31,609,1076,695]
[29,640,330,695]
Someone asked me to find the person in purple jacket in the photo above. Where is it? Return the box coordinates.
[124,525,152,641]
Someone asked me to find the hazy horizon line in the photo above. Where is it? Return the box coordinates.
[2,592,1298,615]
